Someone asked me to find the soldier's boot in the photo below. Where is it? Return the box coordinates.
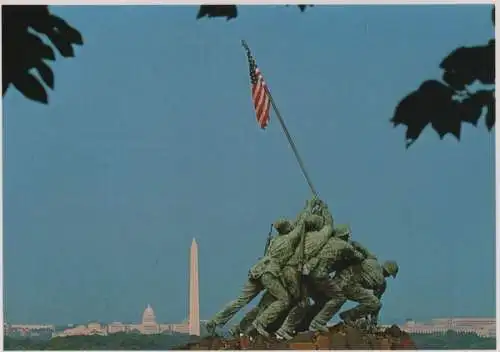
[366,323,382,334]
[205,320,218,336]
[244,324,257,337]
[252,320,270,338]
[238,307,261,334]
[339,310,358,327]
[275,327,294,341]
[309,320,329,333]
[229,325,242,338]
[308,297,344,334]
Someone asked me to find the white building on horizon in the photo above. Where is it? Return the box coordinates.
[399,317,496,338]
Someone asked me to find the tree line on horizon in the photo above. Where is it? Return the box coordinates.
[4,330,497,350]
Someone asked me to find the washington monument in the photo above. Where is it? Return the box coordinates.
[189,238,200,336]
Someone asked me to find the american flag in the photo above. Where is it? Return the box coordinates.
[242,41,270,129]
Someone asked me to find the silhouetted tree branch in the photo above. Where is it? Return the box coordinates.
[2,5,83,104]
[6,1,492,145]
[2,5,312,105]
[197,5,238,20]
[391,7,495,148]
[196,5,313,21]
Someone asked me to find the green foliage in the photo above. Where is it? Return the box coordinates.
[4,332,194,350]
[6,330,496,350]
[411,331,496,350]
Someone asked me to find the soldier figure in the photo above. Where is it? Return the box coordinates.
[276,224,366,338]
[206,197,320,337]
[208,195,400,341]
[238,199,335,338]
[288,224,355,334]
[308,258,399,332]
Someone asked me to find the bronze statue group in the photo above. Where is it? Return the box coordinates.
[206,197,399,341]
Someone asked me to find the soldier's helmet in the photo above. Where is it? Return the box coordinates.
[382,260,399,278]
[273,219,294,234]
[334,224,352,240]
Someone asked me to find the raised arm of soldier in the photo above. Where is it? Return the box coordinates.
[300,218,334,276]
[342,241,366,263]
[283,199,334,273]
[304,234,365,281]
[292,196,320,224]
[350,240,377,260]
[293,197,317,262]
[264,199,314,262]
[316,199,333,227]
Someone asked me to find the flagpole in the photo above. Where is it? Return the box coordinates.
[265,87,318,198]
[241,40,318,197]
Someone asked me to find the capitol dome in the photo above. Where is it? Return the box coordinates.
[142,304,156,325]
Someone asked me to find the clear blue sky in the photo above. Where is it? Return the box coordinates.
[3,5,495,326]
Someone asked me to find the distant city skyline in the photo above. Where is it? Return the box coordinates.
[51,304,192,337]
[4,304,193,338]
[5,239,202,336]
[5,315,496,339]
[4,5,494,324]
[3,236,496,339]
[3,239,495,339]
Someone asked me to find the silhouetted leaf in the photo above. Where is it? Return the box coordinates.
[447,115,462,140]
[442,71,467,91]
[297,5,314,12]
[3,83,11,95]
[473,40,495,84]
[29,16,56,36]
[35,61,54,89]
[483,39,495,84]
[416,81,456,139]
[419,80,455,100]
[441,47,477,89]
[285,5,314,12]
[392,80,458,147]
[50,34,75,57]
[3,5,83,101]
[392,90,430,147]
[431,104,461,140]
[26,32,56,61]
[484,94,495,131]
[197,5,237,20]
[456,94,485,126]
[441,42,495,87]
[51,15,84,45]
[464,90,495,131]
[12,73,48,104]
[394,7,495,147]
